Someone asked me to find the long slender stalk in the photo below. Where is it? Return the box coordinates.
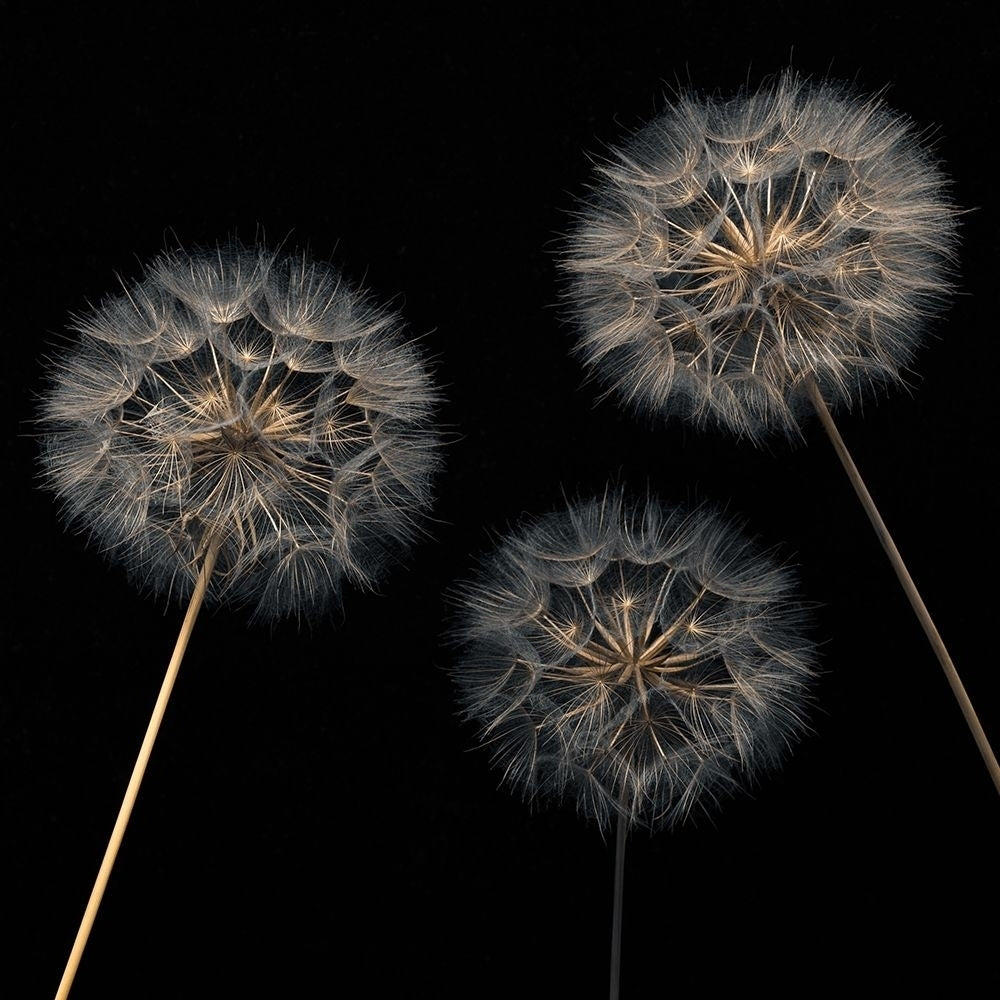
[806,378,1000,794]
[54,540,221,1000]
[609,809,627,1000]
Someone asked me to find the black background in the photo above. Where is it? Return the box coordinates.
[4,4,997,998]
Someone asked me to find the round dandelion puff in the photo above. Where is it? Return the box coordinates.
[38,241,441,998]
[564,69,957,441]
[564,71,999,796]
[449,489,816,834]
[40,242,441,621]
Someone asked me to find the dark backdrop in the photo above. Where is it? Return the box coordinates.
[4,5,997,997]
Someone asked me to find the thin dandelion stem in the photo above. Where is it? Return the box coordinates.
[806,377,1000,794]
[609,808,627,1000]
[54,537,221,1000]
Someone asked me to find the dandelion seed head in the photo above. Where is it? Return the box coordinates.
[40,243,441,621]
[564,71,958,440]
[449,490,816,833]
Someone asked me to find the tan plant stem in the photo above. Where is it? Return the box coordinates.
[609,808,627,1000]
[54,538,221,1000]
[806,378,1000,795]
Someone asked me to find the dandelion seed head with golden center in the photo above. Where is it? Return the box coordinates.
[450,491,816,832]
[39,243,441,621]
[565,70,958,440]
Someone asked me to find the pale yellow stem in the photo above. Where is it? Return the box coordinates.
[806,378,1000,795]
[54,539,221,999]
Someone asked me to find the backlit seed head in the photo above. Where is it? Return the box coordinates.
[449,490,816,833]
[564,71,958,440]
[40,243,441,620]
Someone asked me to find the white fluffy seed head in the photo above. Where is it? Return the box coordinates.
[564,70,959,441]
[449,489,816,833]
[39,243,442,621]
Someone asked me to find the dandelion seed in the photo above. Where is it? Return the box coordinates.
[563,71,999,796]
[39,242,441,998]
